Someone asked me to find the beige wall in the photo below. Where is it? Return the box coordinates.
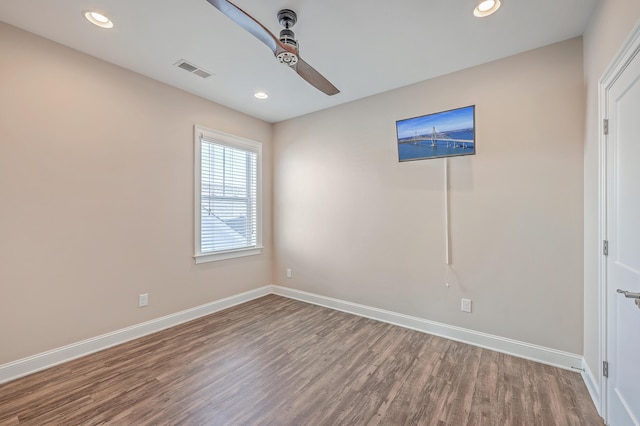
[0,22,273,364]
[582,1,640,386]
[274,38,585,354]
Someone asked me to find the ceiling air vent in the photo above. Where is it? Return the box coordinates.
[174,59,213,79]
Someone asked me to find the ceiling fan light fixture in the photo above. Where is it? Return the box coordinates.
[83,10,114,28]
[276,51,298,67]
[473,0,501,17]
[254,91,269,100]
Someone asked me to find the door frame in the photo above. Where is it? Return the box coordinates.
[598,20,640,423]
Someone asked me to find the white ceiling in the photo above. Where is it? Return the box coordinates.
[0,0,597,123]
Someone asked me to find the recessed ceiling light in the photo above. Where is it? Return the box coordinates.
[254,91,269,100]
[473,0,501,17]
[83,10,114,28]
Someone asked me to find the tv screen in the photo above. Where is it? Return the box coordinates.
[396,105,475,162]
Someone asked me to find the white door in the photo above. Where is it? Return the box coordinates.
[605,34,640,425]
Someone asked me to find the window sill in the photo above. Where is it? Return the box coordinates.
[194,246,263,264]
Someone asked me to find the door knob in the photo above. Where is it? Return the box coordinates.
[617,289,640,309]
[617,289,640,298]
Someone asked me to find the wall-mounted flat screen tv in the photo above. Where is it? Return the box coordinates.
[396,105,475,162]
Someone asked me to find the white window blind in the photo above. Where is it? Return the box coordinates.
[195,126,262,263]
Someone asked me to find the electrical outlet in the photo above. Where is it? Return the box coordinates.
[139,293,148,307]
[286,268,292,278]
[461,298,472,313]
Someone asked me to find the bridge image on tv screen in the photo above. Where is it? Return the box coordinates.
[396,105,475,161]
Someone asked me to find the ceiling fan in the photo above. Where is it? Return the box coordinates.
[205,0,340,96]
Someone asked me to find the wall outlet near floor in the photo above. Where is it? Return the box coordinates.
[286,268,292,278]
[139,293,149,307]
[461,298,472,313]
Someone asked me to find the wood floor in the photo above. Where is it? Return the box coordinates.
[0,295,602,425]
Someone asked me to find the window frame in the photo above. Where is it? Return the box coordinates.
[194,125,263,264]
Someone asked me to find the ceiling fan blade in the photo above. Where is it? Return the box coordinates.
[205,0,278,54]
[294,58,340,96]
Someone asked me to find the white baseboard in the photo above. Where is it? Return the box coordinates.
[0,284,586,386]
[271,285,583,371]
[581,358,602,416]
[0,286,271,385]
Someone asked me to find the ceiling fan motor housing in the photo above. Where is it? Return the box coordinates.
[279,28,297,47]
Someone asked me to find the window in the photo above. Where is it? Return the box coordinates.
[194,125,262,263]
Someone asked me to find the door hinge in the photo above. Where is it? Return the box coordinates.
[603,361,609,378]
[603,240,609,256]
[603,119,609,135]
